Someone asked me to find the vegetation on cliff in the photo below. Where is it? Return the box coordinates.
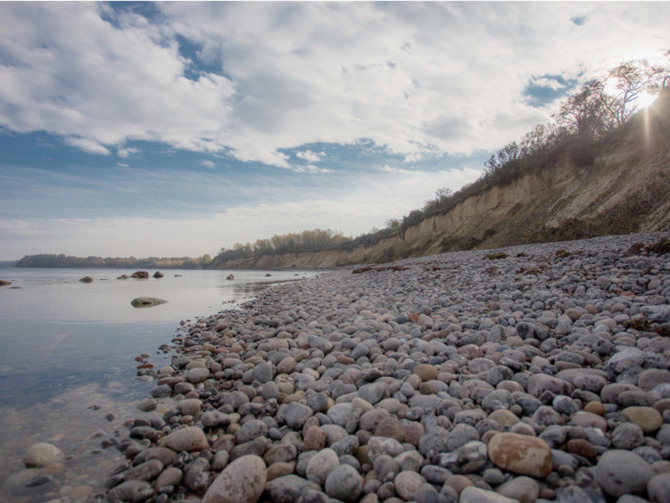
[212,55,669,267]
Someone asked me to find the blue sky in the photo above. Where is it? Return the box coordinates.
[1,2,668,260]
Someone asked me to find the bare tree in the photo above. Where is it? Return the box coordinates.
[555,80,612,138]
[601,60,665,126]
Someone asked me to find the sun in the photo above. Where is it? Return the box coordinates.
[636,90,658,109]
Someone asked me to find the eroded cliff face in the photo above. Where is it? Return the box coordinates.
[214,91,670,270]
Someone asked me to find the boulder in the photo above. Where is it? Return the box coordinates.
[153,271,164,278]
[79,276,93,283]
[0,280,12,286]
[131,297,168,308]
[131,271,149,279]
[117,274,129,280]
[226,274,235,280]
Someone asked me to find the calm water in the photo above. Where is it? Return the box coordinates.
[0,267,316,501]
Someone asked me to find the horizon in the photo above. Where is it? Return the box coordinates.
[1,2,669,261]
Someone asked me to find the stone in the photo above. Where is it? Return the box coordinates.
[622,406,663,433]
[611,422,645,449]
[284,402,313,429]
[394,471,426,501]
[79,276,93,283]
[303,426,328,451]
[127,459,164,481]
[107,480,153,501]
[202,410,231,430]
[324,464,363,501]
[375,417,405,442]
[131,296,167,308]
[495,476,539,503]
[367,436,405,461]
[24,443,65,467]
[413,364,438,381]
[162,426,210,452]
[269,475,321,503]
[202,455,267,503]
[648,472,670,503]
[177,398,202,416]
[487,432,552,478]
[185,367,210,383]
[131,271,149,279]
[527,374,573,398]
[459,486,518,503]
[156,466,183,488]
[306,448,339,485]
[594,449,653,498]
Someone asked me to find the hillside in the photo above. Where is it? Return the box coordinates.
[212,88,670,270]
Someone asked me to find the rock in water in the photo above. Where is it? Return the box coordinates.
[0,280,11,286]
[131,297,168,308]
[24,443,65,467]
[79,276,93,283]
[202,455,267,503]
[487,432,552,478]
[130,271,149,279]
[226,274,234,280]
[153,271,164,278]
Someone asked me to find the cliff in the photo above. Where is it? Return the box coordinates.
[214,90,670,270]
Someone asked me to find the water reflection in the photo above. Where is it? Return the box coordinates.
[0,268,319,501]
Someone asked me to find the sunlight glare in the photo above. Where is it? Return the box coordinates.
[637,91,658,109]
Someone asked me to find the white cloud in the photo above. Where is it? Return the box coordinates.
[0,2,668,168]
[117,147,139,158]
[201,160,216,169]
[296,150,326,163]
[64,137,111,156]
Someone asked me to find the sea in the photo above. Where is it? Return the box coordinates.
[0,267,317,501]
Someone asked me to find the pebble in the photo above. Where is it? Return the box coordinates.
[99,232,670,503]
[594,449,654,498]
[488,432,553,478]
[162,426,209,452]
[324,464,363,501]
[202,455,266,503]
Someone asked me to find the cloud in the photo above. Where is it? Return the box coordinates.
[296,150,325,163]
[64,137,111,156]
[0,2,668,168]
[529,77,567,92]
[201,160,216,169]
[117,147,139,158]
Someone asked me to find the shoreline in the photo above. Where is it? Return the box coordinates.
[103,230,670,502]
[20,231,670,502]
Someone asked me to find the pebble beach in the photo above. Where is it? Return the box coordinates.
[20,231,670,503]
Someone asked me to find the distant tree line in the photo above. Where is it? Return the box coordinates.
[213,55,669,264]
[15,253,212,269]
[214,229,353,262]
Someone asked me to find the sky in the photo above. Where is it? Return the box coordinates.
[1,2,669,261]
